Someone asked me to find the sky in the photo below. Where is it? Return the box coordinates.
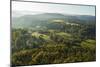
[12,1,95,16]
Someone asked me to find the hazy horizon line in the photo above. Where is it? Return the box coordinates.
[12,10,95,16]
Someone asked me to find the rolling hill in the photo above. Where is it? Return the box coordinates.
[12,12,95,29]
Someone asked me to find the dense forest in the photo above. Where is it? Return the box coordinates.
[11,13,96,66]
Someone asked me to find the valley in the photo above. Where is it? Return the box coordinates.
[11,13,96,66]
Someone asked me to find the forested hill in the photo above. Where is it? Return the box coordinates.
[12,13,95,28]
